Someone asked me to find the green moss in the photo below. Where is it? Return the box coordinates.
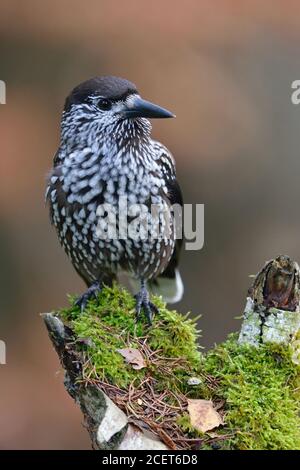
[59,284,201,389]
[201,334,300,450]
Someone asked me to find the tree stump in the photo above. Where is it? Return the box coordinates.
[43,255,300,450]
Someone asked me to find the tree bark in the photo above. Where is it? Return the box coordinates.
[43,313,168,450]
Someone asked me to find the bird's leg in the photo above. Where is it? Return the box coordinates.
[135,279,158,325]
[75,280,102,313]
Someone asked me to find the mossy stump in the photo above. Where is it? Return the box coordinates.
[44,258,300,450]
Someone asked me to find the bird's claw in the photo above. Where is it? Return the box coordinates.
[75,281,101,313]
[135,287,158,325]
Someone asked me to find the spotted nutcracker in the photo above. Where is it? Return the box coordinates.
[46,76,184,323]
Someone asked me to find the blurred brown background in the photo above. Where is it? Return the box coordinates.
[1,0,300,449]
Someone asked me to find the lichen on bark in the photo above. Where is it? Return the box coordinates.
[239,255,300,361]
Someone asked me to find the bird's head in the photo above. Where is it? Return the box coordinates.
[61,76,174,144]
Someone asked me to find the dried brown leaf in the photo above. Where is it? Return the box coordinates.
[187,399,223,433]
[117,348,146,370]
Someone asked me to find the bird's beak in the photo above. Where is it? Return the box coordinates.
[123,95,175,119]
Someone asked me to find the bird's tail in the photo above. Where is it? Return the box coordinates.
[148,268,184,304]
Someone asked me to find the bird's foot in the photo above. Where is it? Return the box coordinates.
[135,285,158,325]
[75,281,101,313]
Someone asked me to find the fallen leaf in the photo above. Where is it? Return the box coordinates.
[117,348,146,370]
[187,399,223,433]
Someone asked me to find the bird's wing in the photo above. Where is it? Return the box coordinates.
[149,142,184,303]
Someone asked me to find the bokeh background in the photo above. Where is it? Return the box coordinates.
[1,0,300,449]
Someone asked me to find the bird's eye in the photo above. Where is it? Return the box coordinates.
[98,99,112,111]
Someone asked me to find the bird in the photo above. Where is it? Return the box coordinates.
[46,76,184,323]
